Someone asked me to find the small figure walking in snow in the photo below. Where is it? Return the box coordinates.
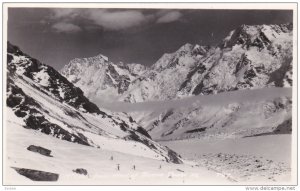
[110,156,113,161]
[159,165,162,169]
[117,164,120,171]
[133,165,135,170]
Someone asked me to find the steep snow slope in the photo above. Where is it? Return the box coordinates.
[5,41,183,174]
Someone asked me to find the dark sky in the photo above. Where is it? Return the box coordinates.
[7,8,293,70]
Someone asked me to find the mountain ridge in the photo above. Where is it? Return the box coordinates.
[61,22,293,103]
[60,22,293,141]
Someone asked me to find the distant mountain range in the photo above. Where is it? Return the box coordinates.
[60,23,293,140]
[61,23,292,103]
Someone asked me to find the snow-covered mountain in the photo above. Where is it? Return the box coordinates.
[6,42,183,167]
[61,55,146,102]
[59,23,293,141]
[61,43,210,103]
[126,23,292,102]
[139,23,293,141]
[61,23,292,103]
[122,43,210,102]
[178,23,293,97]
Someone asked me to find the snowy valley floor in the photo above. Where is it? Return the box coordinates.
[4,119,233,185]
[161,135,293,183]
[4,117,294,185]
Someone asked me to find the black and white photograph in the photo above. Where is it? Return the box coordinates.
[2,2,297,187]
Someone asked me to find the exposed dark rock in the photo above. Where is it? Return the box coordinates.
[129,116,135,123]
[185,127,207,134]
[126,131,156,150]
[27,145,53,157]
[161,110,174,123]
[72,168,88,175]
[192,81,216,95]
[162,118,188,137]
[118,78,130,94]
[268,57,293,87]
[244,68,257,81]
[273,118,292,134]
[165,147,183,164]
[12,167,59,181]
[7,42,27,57]
[235,54,251,74]
[136,126,151,139]
[14,110,27,117]
[25,115,90,146]
[6,95,23,108]
[179,64,206,92]
[222,24,275,49]
[106,64,131,94]
[244,118,292,138]
[119,122,128,131]
[6,79,90,146]
[176,169,184,172]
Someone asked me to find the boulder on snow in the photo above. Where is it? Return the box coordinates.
[12,167,59,181]
[72,168,88,175]
[27,145,53,157]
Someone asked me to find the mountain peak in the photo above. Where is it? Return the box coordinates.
[61,22,292,104]
[192,44,210,56]
[176,43,194,52]
[8,42,102,114]
[94,53,109,61]
[222,23,292,49]
[69,53,110,67]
